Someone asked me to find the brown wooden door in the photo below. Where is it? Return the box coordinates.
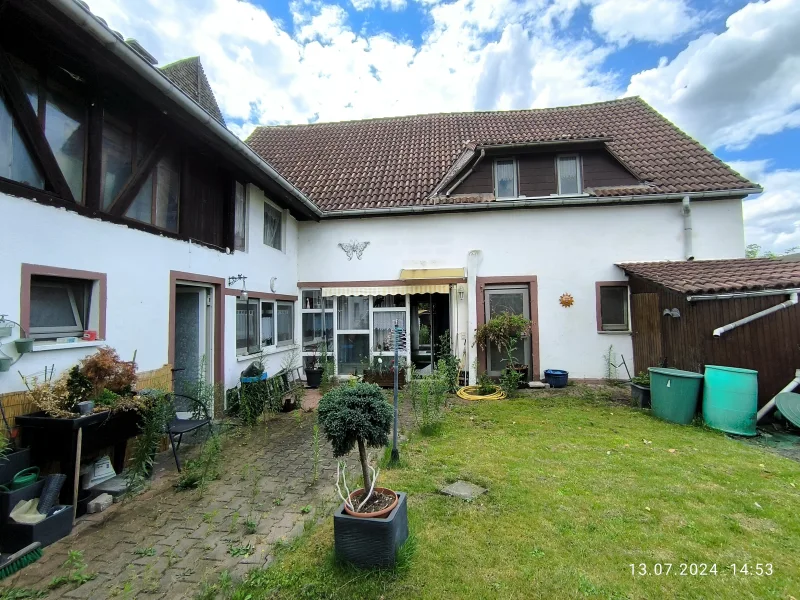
[631,294,663,374]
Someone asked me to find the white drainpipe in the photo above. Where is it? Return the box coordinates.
[757,369,800,422]
[712,292,798,337]
[466,250,482,385]
[682,196,693,260]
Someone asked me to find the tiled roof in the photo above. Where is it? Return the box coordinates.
[161,57,225,126]
[246,97,757,212]
[618,259,800,294]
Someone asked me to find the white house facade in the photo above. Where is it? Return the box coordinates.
[0,0,760,408]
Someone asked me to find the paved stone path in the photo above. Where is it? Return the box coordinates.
[1,409,341,599]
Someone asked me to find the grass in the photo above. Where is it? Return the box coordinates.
[230,390,800,599]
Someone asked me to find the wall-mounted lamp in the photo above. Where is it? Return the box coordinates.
[662,308,681,318]
[457,284,466,301]
[228,274,248,301]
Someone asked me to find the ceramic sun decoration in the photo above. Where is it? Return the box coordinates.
[559,293,575,307]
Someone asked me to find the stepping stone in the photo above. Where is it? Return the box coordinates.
[440,480,487,500]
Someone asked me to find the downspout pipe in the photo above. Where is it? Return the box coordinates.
[757,369,800,422]
[712,292,798,337]
[50,0,323,220]
[682,196,693,260]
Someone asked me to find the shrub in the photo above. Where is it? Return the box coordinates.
[79,346,136,397]
[436,330,460,393]
[406,365,448,434]
[317,382,392,489]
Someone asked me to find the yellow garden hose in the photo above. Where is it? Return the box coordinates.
[457,385,507,401]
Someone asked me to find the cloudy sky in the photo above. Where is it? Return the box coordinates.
[88,0,800,252]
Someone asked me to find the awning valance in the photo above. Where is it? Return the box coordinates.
[322,284,452,297]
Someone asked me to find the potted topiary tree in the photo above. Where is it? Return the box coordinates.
[317,382,408,568]
[474,312,532,382]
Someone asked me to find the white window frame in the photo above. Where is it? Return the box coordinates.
[235,297,261,356]
[494,158,518,199]
[28,280,85,338]
[300,290,334,366]
[556,154,583,196]
[276,301,294,347]
[263,199,286,252]
[234,181,248,253]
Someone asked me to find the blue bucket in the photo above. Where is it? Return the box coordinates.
[544,369,569,388]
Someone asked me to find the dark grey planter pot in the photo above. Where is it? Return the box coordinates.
[630,383,651,409]
[333,491,408,568]
[0,447,31,485]
[306,368,323,389]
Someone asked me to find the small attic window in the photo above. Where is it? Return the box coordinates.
[557,155,582,195]
[494,159,517,199]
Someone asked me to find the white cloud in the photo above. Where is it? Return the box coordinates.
[588,0,700,45]
[729,160,800,253]
[87,0,621,130]
[350,0,408,11]
[626,0,800,151]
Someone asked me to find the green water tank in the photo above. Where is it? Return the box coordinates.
[702,365,758,436]
[649,368,704,425]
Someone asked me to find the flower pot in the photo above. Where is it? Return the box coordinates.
[77,401,95,415]
[0,447,30,485]
[334,491,408,568]
[0,325,12,338]
[15,338,34,354]
[0,357,12,372]
[344,487,399,519]
[629,383,651,409]
[306,367,323,389]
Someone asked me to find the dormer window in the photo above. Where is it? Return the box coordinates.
[494,159,517,199]
[557,155,582,195]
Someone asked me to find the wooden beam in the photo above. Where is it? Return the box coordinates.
[0,45,76,203]
[107,134,166,217]
[222,176,236,252]
[84,96,103,211]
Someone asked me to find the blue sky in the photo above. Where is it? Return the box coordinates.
[89,0,800,252]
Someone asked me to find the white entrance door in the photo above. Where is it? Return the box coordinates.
[174,285,212,418]
[484,286,531,376]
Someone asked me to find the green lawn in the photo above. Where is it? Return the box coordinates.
[230,390,800,599]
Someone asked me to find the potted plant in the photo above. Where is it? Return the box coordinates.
[318,382,408,568]
[629,371,651,408]
[0,355,12,372]
[362,356,407,388]
[305,341,325,389]
[474,312,532,381]
[14,338,34,354]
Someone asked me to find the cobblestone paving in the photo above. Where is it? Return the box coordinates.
[1,409,341,599]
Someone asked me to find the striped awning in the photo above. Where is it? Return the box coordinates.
[321,284,452,297]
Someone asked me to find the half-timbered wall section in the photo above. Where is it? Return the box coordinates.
[0,7,242,251]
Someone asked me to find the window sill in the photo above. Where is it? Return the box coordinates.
[31,340,105,352]
[236,343,298,362]
[597,330,631,335]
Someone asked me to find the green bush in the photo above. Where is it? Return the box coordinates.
[317,382,392,488]
[406,365,448,434]
[436,330,460,393]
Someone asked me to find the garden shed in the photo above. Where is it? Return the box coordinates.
[619,258,800,407]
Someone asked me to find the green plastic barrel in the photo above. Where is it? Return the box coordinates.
[702,365,758,436]
[648,368,704,425]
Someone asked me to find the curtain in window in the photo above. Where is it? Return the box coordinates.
[373,311,406,352]
[154,151,180,231]
[234,182,246,251]
[337,296,369,330]
[277,303,293,344]
[495,160,516,198]
[236,300,259,354]
[264,203,282,250]
[558,156,580,195]
[0,92,44,188]
[261,302,274,346]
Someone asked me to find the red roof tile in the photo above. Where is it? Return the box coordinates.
[618,259,800,294]
[246,97,757,213]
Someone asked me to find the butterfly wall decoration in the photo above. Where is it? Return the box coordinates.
[338,240,370,260]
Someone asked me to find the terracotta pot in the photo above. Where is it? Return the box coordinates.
[344,487,399,519]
